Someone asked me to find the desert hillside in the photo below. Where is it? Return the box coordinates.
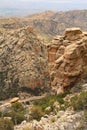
[0,10,87,37]
[0,27,50,100]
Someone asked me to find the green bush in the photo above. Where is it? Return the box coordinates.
[3,102,26,125]
[70,91,87,111]
[30,106,44,121]
[34,93,67,112]
[11,102,26,124]
[4,111,26,125]
[11,111,26,125]
[11,102,24,112]
[0,118,14,130]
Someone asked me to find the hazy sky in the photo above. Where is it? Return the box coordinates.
[0,0,87,9]
[0,0,87,16]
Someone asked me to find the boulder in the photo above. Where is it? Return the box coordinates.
[64,28,82,40]
[10,97,19,103]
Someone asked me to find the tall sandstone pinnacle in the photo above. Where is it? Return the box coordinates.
[48,28,87,94]
[0,27,50,100]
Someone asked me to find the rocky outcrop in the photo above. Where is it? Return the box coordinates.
[48,28,87,94]
[14,110,83,130]
[0,27,50,100]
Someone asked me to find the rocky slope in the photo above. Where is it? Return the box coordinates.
[14,110,83,130]
[48,28,87,94]
[0,27,50,100]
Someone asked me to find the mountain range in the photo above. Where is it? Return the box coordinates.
[0,10,87,38]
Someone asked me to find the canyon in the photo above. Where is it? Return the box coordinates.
[0,10,87,130]
[0,25,87,100]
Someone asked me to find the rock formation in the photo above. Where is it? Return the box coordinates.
[48,28,87,94]
[0,27,50,100]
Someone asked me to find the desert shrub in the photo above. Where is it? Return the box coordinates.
[70,91,87,111]
[11,102,24,112]
[0,118,14,130]
[11,102,26,124]
[30,106,44,121]
[4,110,26,125]
[11,111,26,125]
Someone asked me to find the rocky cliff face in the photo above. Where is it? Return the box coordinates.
[48,28,87,94]
[0,27,50,100]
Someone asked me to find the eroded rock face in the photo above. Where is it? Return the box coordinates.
[48,28,87,94]
[0,27,50,100]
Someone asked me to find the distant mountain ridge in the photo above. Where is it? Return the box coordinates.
[0,8,43,17]
[0,10,87,37]
[24,10,87,36]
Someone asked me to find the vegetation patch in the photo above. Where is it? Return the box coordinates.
[34,92,69,112]
[70,91,87,111]
[0,102,26,125]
